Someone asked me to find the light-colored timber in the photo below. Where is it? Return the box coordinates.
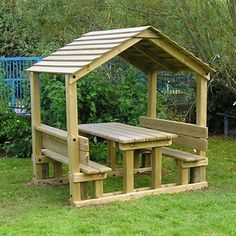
[139,116,209,186]
[73,182,208,207]
[27,26,213,207]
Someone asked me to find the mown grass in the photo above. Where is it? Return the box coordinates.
[1,137,236,235]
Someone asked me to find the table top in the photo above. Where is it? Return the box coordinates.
[78,122,177,144]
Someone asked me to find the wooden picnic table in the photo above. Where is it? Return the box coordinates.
[79,122,177,193]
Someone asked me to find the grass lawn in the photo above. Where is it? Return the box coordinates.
[0,137,236,235]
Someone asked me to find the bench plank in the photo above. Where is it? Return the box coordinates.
[162,148,205,162]
[88,161,112,173]
[41,149,110,175]
[140,116,208,138]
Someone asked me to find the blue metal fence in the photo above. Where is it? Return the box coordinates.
[0,57,41,113]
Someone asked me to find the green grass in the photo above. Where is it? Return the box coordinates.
[1,137,236,235]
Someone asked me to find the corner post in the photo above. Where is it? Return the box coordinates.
[192,73,209,182]
[65,75,81,203]
[144,70,157,168]
[147,70,157,118]
[30,72,48,180]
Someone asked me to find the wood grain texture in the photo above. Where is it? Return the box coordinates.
[78,123,176,144]
[123,150,134,193]
[140,116,208,138]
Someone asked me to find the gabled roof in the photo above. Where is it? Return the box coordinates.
[27,26,215,80]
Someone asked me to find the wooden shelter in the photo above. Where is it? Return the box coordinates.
[27,26,215,207]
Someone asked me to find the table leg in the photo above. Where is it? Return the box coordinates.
[151,147,162,189]
[107,140,116,170]
[134,150,140,169]
[123,150,134,193]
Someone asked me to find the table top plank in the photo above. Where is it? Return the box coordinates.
[79,123,177,144]
[111,123,175,139]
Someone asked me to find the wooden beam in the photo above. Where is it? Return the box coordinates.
[140,116,208,138]
[123,150,134,193]
[196,74,208,127]
[143,30,211,80]
[30,72,48,180]
[133,45,174,71]
[107,140,116,170]
[151,147,162,188]
[147,70,157,118]
[193,74,209,182]
[73,182,208,207]
[65,74,81,202]
[72,37,143,83]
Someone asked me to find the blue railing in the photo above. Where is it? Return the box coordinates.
[0,57,41,113]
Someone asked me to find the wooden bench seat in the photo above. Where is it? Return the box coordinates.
[162,148,205,162]
[41,149,111,175]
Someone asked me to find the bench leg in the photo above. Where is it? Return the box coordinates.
[199,166,206,182]
[53,162,62,178]
[42,163,49,179]
[94,180,103,198]
[178,161,189,185]
[151,147,162,189]
[80,182,88,200]
[190,166,206,183]
[107,140,116,170]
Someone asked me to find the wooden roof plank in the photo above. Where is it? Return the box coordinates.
[26,66,78,74]
[69,38,130,45]
[36,61,91,67]
[43,55,99,61]
[52,49,110,56]
[84,26,149,36]
[59,44,120,50]
[75,32,139,41]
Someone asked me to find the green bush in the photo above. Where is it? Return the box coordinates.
[0,102,32,158]
[40,62,156,128]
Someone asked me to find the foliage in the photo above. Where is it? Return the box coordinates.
[40,62,168,129]
[40,74,67,130]
[0,102,31,158]
[77,61,148,125]
[1,138,236,235]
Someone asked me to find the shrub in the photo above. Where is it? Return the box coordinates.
[0,102,32,158]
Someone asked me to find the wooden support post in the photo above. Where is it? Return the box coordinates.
[94,180,103,198]
[178,162,189,185]
[80,182,88,200]
[30,72,49,180]
[65,75,81,203]
[134,150,140,169]
[123,150,134,193]
[192,74,208,182]
[107,140,116,170]
[147,70,157,118]
[141,152,151,167]
[151,147,162,189]
[53,162,62,178]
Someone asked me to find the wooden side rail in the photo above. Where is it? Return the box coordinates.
[36,124,67,140]
[139,116,208,185]
[35,124,89,152]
